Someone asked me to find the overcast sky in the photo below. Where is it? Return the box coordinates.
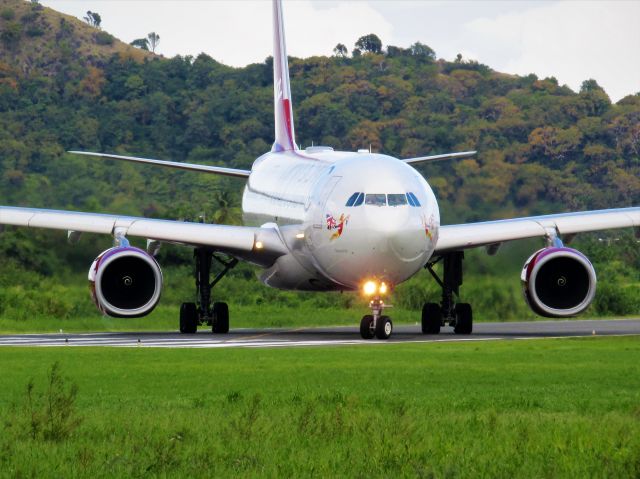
[41,0,640,102]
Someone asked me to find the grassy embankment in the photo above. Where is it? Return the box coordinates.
[0,337,639,477]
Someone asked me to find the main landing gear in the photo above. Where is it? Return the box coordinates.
[422,251,473,335]
[179,248,237,334]
[360,297,393,340]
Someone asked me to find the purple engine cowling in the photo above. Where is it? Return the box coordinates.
[88,246,163,317]
[521,247,597,317]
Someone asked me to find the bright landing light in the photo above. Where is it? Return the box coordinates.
[363,281,377,296]
[362,280,389,296]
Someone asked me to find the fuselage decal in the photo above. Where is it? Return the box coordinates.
[326,213,349,240]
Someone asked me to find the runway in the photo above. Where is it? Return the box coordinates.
[0,319,638,349]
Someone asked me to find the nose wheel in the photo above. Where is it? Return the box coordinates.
[360,298,393,340]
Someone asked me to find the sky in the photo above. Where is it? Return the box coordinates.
[40,0,640,102]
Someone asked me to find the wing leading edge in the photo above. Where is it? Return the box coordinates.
[68,151,251,179]
[435,207,640,254]
[403,151,477,164]
[0,206,287,267]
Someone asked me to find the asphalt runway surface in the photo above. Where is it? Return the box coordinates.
[0,319,638,349]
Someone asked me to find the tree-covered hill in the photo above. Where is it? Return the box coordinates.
[0,1,638,324]
[0,0,152,76]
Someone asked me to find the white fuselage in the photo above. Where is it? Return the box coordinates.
[242,147,440,291]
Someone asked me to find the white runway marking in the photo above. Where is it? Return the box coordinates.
[0,319,638,349]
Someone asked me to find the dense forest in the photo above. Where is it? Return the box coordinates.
[0,0,638,326]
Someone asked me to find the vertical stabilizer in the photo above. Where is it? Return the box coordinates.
[272,0,298,152]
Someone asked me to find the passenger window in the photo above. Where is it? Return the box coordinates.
[353,192,364,206]
[365,194,386,206]
[387,194,408,206]
[408,192,422,207]
[345,192,359,207]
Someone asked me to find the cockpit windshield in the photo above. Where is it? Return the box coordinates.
[387,194,408,206]
[345,193,418,207]
[365,194,387,206]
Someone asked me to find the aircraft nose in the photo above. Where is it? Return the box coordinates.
[367,208,429,263]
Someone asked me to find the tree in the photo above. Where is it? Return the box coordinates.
[579,78,611,116]
[83,11,101,28]
[130,38,149,50]
[386,45,407,58]
[410,42,436,61]
[147,32,160,53]
[580,79,603,93]
[333,43,347,57]
[354,34,382,54]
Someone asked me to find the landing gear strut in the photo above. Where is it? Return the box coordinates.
[360,297,393,340]
[179,248,237,334]
[422,252,473,335]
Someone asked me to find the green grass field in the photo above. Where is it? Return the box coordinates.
[1,337,639,477]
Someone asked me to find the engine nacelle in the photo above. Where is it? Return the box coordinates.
[88,247,163,317]
[521,247,596,317]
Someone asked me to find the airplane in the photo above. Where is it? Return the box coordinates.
[0,0,638,340]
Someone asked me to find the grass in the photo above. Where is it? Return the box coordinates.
[0,337,639,477]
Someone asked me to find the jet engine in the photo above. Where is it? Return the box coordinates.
[521,247,596,317]
[88,247,163,317]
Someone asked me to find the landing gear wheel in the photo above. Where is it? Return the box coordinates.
[360,315,375,339]
[454,303,473,335]
[375,316,393,340]
[212,302,229,334]
[422,303,442,334]
[180,302,198,334]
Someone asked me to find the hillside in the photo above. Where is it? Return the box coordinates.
[0,0,152,76]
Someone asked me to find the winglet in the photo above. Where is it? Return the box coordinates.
[271,0,298,152]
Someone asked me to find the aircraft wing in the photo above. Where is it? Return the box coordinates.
[403,151,477,164]
[435,207,640,254]
[0,206,287,266]
[68,151,251,179]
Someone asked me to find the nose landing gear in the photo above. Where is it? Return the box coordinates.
[360,297,393,340]
[423,251,473,335]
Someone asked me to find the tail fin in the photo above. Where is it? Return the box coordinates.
[272,0,298,152]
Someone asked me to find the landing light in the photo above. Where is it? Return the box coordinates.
[362,280,389,296]
[255,241,264,250]
[363,281,377,296]
[295,232,305,239]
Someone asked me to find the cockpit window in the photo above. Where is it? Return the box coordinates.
[365,194,387,206]
[346,192,365,207]
[387,194,408,206]
[345,192,359,207]
[407,192,422,207]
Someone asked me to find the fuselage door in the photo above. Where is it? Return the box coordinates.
[312,176,342,229]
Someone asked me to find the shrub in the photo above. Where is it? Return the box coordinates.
[25,25,44,37]
[1,8,15,21]
[94,31,114,46]
[16,362,83,442]
[1,21,22,47]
